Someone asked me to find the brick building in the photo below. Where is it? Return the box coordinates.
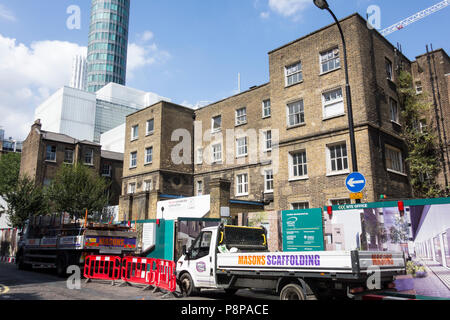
[119,13,448,227]
[20,119,123,206]
[411,49,450,190]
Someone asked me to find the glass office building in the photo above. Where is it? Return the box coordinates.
[87,0,130,93]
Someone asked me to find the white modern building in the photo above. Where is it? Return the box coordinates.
[35,83,170,143]
[100,123,126,153]
[70,55,88,91]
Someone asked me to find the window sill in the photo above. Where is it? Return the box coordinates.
[387,169,408,177]
[390,120,402,127]
[264,191,274,195]
[285,80,303,89]
[235,193,249,198]
[262,115,271,120]
[287,123,306,130]
[211,129,222,134]
[45,160,57,163]
[130,138,138,142]
[326,170,350,177]
[145,132,154,137]
[235,122,248,128]
[289,176,309,182]
[144,162,153,166]
[320,67,341,76]
[129,166,137,170]
[323,113,346,121]
[84,163,94,167]
[236,155,248,159]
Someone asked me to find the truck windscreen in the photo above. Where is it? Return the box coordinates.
[221,226,268,252]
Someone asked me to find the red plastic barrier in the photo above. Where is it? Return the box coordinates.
[155,259,177,292]
[121,257,158,285]
[84,255,122,281]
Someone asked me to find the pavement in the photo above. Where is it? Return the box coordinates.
[412,258,450,299]
[0,262,278,301]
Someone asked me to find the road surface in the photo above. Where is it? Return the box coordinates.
[0,263,279,300]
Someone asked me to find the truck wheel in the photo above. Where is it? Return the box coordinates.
[280,283,306,300]
[56,254,68,278]
[180,273,199,297]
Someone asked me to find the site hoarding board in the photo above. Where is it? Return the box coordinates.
[282,209,325,252]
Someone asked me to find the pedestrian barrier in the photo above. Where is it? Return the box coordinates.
[84,255,177,294]
[121,256,158,286]
[0,256,16,264]
[155,259,177,292]
[84,255,122,282]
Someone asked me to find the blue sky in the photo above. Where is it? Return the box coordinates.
[0,0,449,140]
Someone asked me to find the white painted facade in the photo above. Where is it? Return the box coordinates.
[100,123,125,153]
[35,83,170,144]
[70,55,88,91]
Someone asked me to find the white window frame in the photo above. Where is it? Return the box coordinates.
[235,108,247,126]
[196,180,203,196]
[390,98,400,124]
[386,145,405,175]
[263,130,272,152]
[320,47,340,74]
[262,99,271,118]
[144,180,153,192]
[128,182,136,194]
[64,148,74,164]
[84,149,94,166]
[131,125,139,141]
[146,119,154,135]
[196,147,203,165]
[287,100,305,127]
[386,58,393,81]
[285,61,303,86]
[145,147,153,165]
[101,164,112,177]
[46,145,57,162]
[289,150,308,181]
[212,143,222,163]
[322,88,344,119]
[211,115,222,133]
[130,151,137,168]
[236,173,249,196]
[330,199,351,206]
[236,137,248,158]
[264,169,274,193]
[415,81,423,94]
[326,143,349,176]
[291,202,309,210]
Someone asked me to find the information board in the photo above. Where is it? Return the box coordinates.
[282,209,324,252]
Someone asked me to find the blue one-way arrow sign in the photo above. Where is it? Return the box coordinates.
[345,172,366,193]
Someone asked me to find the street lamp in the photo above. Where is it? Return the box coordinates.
[314,0,360,201]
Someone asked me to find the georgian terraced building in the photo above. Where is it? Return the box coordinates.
[119,13,449,223]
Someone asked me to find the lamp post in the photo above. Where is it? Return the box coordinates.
[314,0,360,203]
[314,0,359,174]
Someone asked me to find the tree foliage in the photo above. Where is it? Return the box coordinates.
[47,163,110,220]
[0,152,21,196]
[0,176,50,228]
[397,70,445,198]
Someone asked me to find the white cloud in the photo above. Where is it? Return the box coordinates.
[0,34,86,140]
[260,11,270,19]
[0,4,15,22]
[268,0,311,18]
[138,30,154,43]
[127,42,170,78]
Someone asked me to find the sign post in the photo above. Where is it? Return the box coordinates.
[282,209,324,252]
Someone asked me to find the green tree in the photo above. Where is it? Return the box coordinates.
[397,70,445,198]
[47,163,110,220]
[0,152,21,196]
[0,176,50,228]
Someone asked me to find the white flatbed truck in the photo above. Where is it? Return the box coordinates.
[176,225,407,300]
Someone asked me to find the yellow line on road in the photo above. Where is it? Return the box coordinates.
[0,284,10,295]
